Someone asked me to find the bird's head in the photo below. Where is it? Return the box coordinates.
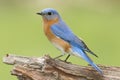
[37,8,61,21]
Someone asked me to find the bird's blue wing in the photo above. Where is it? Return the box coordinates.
[51,22,98,57]
[50,22,88,49]
[50,22,75,42]
[50,21,87,47]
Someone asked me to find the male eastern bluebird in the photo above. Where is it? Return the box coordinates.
[37,8,102,74]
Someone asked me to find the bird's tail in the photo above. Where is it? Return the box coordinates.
[72,47,103,74]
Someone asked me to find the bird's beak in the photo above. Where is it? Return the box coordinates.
[36,12,42,15]
[36,12,45,16]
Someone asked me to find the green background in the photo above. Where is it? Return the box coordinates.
[0,0,120,80]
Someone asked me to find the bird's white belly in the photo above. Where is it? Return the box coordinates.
[52,41,82,58]
[51,41,65,53]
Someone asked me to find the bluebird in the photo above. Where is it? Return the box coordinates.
[37,8,102,74]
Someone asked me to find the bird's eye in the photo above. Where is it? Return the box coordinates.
[48,12,52,15]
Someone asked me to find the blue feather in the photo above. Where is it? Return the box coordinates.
[51,21,74,41]
[51,22,95,51]
[71,46,102,74]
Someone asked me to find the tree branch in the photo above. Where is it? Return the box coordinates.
[3,54,120,80]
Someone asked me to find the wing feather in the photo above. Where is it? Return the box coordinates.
[50,21,98,57]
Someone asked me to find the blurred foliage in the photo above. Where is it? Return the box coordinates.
[0,0,120,80]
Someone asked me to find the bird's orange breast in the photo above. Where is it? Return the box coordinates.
[42,17,71,53]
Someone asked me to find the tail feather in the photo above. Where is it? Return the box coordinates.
[72,46,102,74]
[85,49,98,57]
[91,62,103,74]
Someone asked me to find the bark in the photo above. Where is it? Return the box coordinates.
[3,54,120,80]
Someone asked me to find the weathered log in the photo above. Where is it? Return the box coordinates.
[3,54,120,80]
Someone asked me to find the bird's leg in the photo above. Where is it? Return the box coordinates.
[64,54,70,62]
[54,54,64,59]
[54,54,71,62]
